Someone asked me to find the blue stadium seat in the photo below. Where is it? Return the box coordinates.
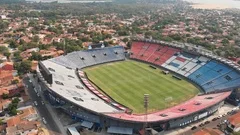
[188,60,240,93]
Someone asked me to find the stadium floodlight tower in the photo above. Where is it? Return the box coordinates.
[144,94,149,135]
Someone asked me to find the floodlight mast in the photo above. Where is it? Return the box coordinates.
[144,94,149,135]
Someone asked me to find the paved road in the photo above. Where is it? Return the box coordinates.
[23,76,63,135]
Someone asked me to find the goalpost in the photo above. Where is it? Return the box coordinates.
[165,97,173,108]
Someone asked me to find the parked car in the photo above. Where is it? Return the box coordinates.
[34,101,38,106]
[42,117,47,124]
[212,118,218,121]
[34,88,37,93]
[199,123,204,127]
[204,121,210,124]
[191,126,197,130]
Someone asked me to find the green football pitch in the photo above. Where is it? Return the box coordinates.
[84,60,199,114]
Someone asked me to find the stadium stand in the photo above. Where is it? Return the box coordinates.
[130,41,240,93]
[188,60,236,92]
[202,70,240,92]
[66,52,87,68]
[51,46,125,69]
[163,52,197,74]
[162,55,210,76]
[130,42,180,66]
[130,42,145,58]
[50,55,77,69]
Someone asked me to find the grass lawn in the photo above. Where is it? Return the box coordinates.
[84,60,199,114]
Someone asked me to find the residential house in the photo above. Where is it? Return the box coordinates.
[17,106,38,121]
[39,47,64,58]
[193,128,224,135]
[227,111,240,132]
[0,70,13,87]
[41,37,53,45]
[0,82,24,97]
[31,61,38,71]
[0,54,7,62]
[19,36,31,43]
[0,99,11,113]
[6,121,40,135]
[6,106,39,135]
[0,62,14,71]
[20,48,39,60]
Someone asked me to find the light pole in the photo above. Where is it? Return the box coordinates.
[144,94,149,135]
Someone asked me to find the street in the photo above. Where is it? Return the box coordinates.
[23,76,63,135]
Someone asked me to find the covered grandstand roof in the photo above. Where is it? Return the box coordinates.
[40,60,120,113]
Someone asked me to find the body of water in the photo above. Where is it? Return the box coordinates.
[26,0,111,3]
[184,0,240,9]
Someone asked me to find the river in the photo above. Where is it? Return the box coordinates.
[184,0,240,9]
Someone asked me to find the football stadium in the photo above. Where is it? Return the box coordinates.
[36,39,240,134]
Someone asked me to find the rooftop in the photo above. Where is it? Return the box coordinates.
[39,60,120,113]
[193,128,224,135]
[228,111,240,127]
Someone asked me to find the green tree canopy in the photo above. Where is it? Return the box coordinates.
[14,60,32,75]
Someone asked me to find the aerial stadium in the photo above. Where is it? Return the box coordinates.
[36,38,240,134]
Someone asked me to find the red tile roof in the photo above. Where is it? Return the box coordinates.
[228,111,240,127]
[193,128,224,135]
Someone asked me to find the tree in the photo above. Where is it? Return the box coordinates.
[118,30,129,36]
[122,38,129,43]
[127,41,132,48]
[30,51,42,61]
[6,97,20,116]
[3,52,10,59]
[12,98,20,104]
[9,40,17,48]
[221,38,229,46]
[0,119,3,125]
[103,41,109,47]
[9,109,17,116]
[32,35,40,43]
[2,93,8,99]
[13,51,22,62]
[232,132,240,135]
[170,34,182,41]
[0,46,8,53]
[19,39,25,45]
[145,31,153,38]
[12,79,19,84]
[185,28,191,32]
[14,60,31,75]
